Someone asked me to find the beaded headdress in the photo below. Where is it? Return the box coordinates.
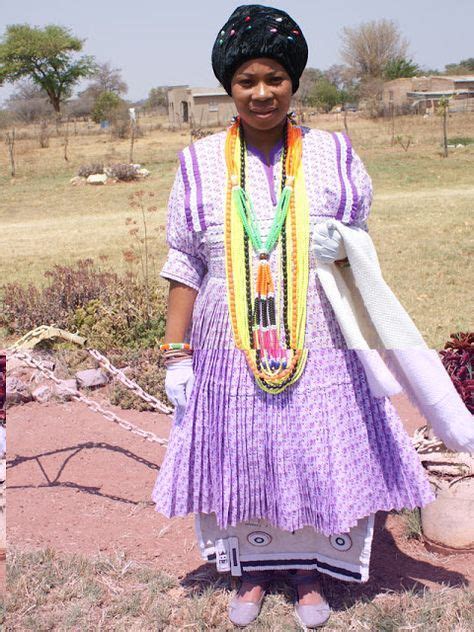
[212,4,308,95]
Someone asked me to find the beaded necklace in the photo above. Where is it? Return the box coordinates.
[224,116,309,393]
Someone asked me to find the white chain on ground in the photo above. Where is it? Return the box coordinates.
[9,341,441,454]
[9,349,170,446]
[87,348,172,414]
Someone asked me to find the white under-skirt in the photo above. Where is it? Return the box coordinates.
[196,512,375,583]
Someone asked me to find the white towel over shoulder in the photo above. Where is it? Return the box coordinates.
[315,219,473,454]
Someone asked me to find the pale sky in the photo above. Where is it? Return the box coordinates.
[1,0,473,104]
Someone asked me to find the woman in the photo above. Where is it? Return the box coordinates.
[153,5,436,628]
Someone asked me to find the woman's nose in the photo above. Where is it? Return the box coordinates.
[253,81,271,100]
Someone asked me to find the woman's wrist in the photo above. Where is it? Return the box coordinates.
[160,343,192,352]
[160,343,193,368]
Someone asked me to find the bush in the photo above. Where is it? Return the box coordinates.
[1,260,119,334]
[77,162,104,177]
[109,349,167,410]
[70,280,166,352]
[0,260,167,353]
[106,163,139,181]
[91,91,123,124]
[440,332,474,413]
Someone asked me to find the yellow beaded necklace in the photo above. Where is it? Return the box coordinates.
[224,117,310,393]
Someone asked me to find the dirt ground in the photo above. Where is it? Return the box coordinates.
[6,392,473,599]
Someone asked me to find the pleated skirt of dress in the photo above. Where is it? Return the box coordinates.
[152,279,435,537]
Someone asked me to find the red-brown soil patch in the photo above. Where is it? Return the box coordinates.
[7,394,473,594]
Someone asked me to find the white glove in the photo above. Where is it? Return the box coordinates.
[313,223,346,264]
[165,358,195,422]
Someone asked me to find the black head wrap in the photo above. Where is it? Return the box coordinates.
[212,4,308,95]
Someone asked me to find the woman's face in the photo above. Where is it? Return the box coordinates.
[230,58,292,133]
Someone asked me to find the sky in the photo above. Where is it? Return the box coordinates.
[1,0,473,104]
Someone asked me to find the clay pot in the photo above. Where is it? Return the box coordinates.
[420,450,474,553]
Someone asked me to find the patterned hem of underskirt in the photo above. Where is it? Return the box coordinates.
[153,491,436,537]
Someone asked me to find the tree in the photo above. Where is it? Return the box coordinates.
[307,79,342,113]
[0,24,96,113]
[91,91,124,123]
[79,61,128,100]
[340,19,408,79]
[294,67,324,106]
[383,57,419,80]
[323,64,359,104]
[445,57,474,74]
[145,86,168,110]
[5,79,53,122]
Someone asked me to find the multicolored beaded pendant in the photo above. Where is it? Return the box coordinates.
[224,116,309,393]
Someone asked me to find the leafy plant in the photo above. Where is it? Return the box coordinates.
[383,57,419,80]
[91,91,123,124]
[447,137,474,146]
[106,163,139,181]
[395,135,412,152]
[109,349,167,410]
[440,332,474,413]
[77,162,104,177]
[70,281,166,352]
[0,259,119,334]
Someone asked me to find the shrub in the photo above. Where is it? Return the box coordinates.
[447,137,474,146]
[440,332,474,413]
[109,349,167,410]
[70,279,166,352]
[77,162,104,177]
[106,163,139,181]
[91,91,123,125]
[1,260,119,334]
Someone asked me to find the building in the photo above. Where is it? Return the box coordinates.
[168,86,236,127]
[382,75,474,113]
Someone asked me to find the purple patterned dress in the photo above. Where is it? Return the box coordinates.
[152,128,434,537]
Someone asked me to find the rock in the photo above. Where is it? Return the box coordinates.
[130,163,141,170]
[32,384,53,403]
[53,378,78,402]
[5,356,32,379]
[75,368,108,388]
[456,143,464,148]
[70,176,86,185]
[6,376,33,406]
[86,174,107,185]
[136,168,150,178]
[6,356,29,372]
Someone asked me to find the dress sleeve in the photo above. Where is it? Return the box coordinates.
[160,168,207,291]
[349,149,373,231]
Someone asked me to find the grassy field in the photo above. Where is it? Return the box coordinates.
[1,112,473,348]
[6,547,474,631]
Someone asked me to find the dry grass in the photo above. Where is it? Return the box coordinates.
[1,112,473,348]
[6,546,474,631]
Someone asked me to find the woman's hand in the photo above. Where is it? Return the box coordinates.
[165,357,195,421]
[313,223,346,264]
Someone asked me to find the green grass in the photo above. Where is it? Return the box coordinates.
[6,547,474,631]
[448,136,474,146]
[398,508,423,541]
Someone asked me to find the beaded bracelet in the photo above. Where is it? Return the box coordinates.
[159,343,192,352]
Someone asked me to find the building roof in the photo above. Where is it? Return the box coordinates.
[191,91,229,98]
[407,89,474,98]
